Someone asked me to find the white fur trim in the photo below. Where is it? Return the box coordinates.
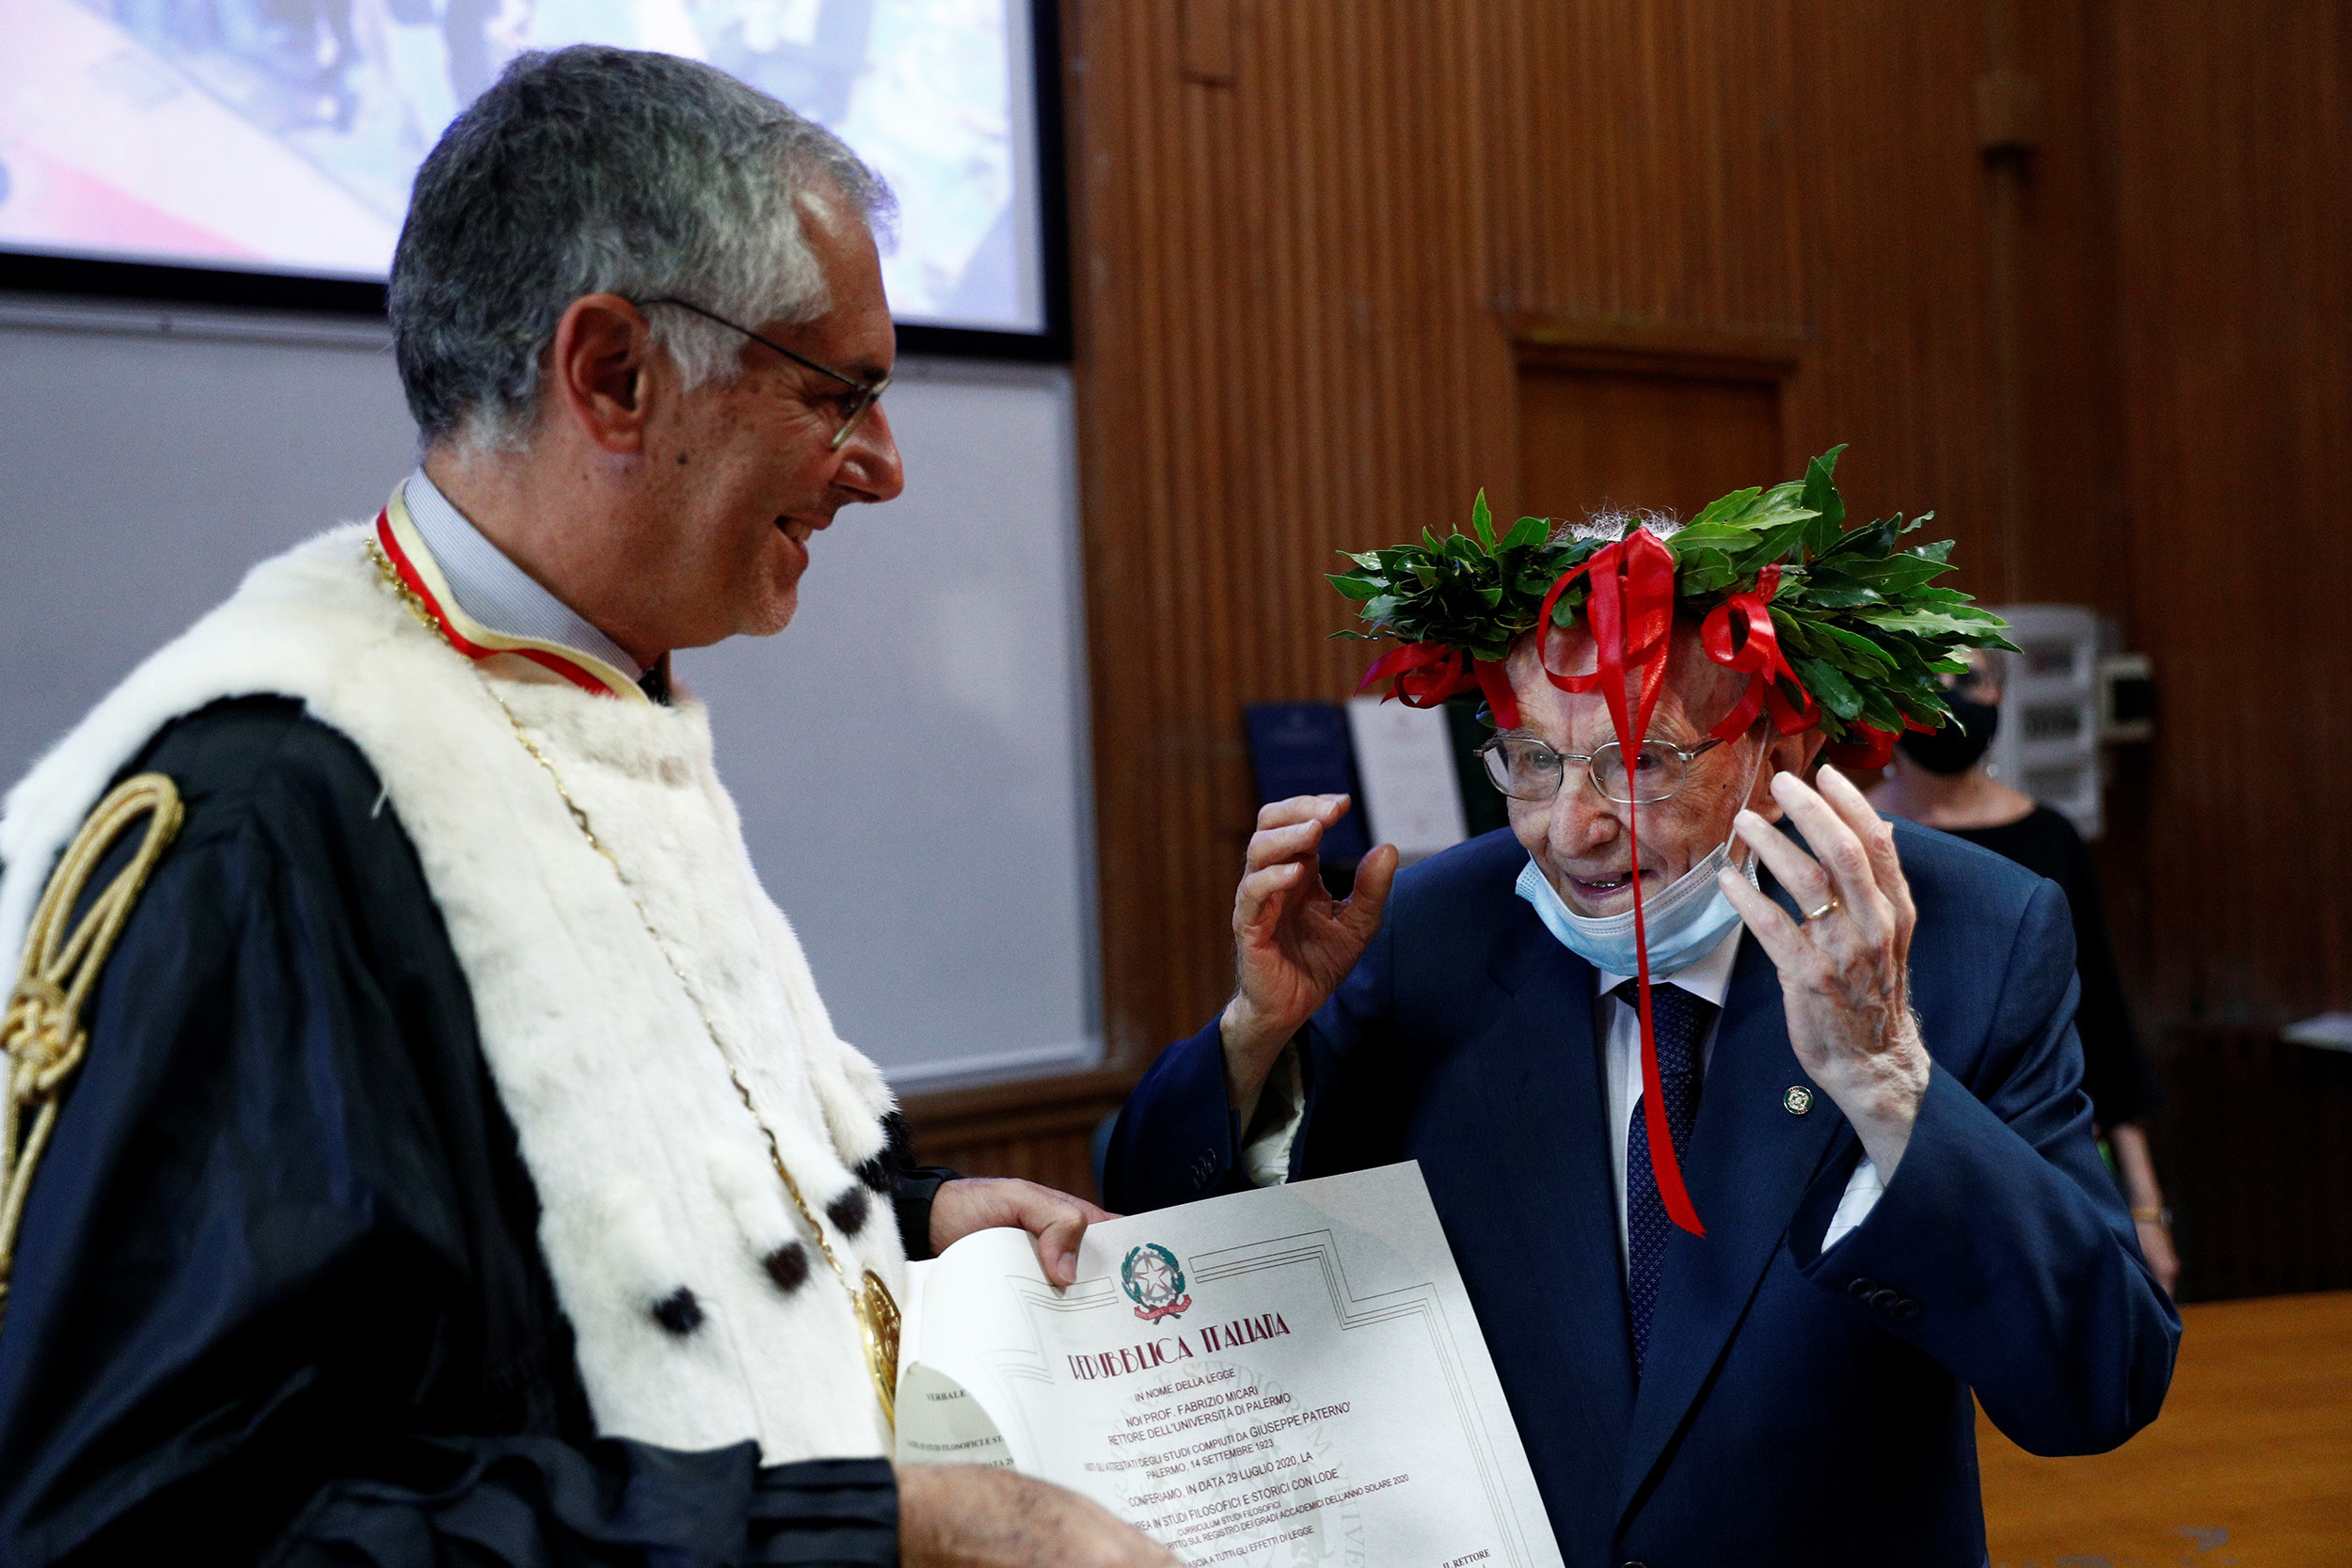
[0,527,904,1462]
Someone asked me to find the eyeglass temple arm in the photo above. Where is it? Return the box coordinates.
[634,297,871,392]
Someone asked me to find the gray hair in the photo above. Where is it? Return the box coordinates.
[389,45,894,450]
[1548,508,1683,546]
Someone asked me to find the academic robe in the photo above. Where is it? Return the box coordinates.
[0,697,947,1567]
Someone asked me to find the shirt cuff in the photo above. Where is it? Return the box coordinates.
[1238,1042,1305,1188]
[893,1167,960,1261]
[1820,1154,1885,1253]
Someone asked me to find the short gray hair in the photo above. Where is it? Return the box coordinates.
[389,45,894,449]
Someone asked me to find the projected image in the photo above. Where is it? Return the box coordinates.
[0,0,1042,332]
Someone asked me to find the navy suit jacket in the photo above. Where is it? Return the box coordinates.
[1104,822,2178,1567]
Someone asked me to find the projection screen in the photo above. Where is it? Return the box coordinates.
[0,0,1056,340]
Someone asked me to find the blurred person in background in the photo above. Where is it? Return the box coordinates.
[1870,653,2178,1293]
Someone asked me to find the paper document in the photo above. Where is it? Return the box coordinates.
[897,1162,1564,1568]
[1345,698,1469,862]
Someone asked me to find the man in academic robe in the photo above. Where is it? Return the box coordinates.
[1106,512,2181,1566]
[0,47,1173,1568]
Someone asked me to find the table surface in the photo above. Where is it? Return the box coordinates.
[1979,1290,2352,1567]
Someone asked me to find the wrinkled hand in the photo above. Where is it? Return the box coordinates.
[1717,765,1931,1178]
[1219,795,1399,1110]
[929,1178,1114,1288]
[898,1465,1179,1568]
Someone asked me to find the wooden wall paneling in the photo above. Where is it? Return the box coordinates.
[2147,1028,2352,1303]
[2004,1,2152,1000]
[900,1069,1137,1206]
[1066,0,1510,1065]
[1780,1,2001,599]
[2010,0,2128,613]
[1067,0,2034,1063]
[1512,319,1805,524]
[2106,1,2351,1024]
[1517,365,1782,525]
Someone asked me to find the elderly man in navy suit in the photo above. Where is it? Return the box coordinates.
[1105,484,2179,1567]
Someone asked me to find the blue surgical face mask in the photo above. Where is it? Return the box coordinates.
[1513,745,1764,976]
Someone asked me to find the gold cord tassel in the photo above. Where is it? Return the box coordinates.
[0,774,183,1334]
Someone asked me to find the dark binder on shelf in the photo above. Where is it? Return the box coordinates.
[1244,702,1371,863]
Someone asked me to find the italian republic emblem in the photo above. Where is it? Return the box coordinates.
[1120,1243,1192,1323]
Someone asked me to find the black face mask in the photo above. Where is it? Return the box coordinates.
[1898,696,2001,775]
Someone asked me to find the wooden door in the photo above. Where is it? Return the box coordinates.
[1517,363,1785,526]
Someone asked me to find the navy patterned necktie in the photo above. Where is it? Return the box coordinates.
[1614,979,1718,1374]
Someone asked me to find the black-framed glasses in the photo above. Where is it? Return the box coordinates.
[1471,734,1730,805]
[634,296,890,451]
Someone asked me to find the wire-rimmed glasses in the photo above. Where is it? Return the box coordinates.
[633,297,890,451]
[1471,733,1731,805]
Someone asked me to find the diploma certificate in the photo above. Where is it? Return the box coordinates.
[896,1163,1565,1568]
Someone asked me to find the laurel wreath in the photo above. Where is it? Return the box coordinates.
[1327,446,2018,740]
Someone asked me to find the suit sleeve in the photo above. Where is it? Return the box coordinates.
[1104,905,1402,1213]
[1788,879,2181,1456]
[0,736,898,1568]
[866,1110,960,1261]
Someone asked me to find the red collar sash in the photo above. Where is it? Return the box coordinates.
[373,494,648,705]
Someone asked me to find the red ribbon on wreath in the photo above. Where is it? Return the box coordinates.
[1822,715,1937,770]
[1697,563,1819,743]
[1531,531,1709,1237]
[1359,641,1521,730]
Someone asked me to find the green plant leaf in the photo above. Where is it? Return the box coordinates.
[1823,516,1899,562]
[1799,446,1848,555]
[1502,514,1549,549]
[1690,486,1764,528]
[1857,686,1905,733]
[1816,622,1899,672]
[1843,555,1951,595]
[1470,489,1495,550]
[1792,656,1866,721]
[1770,609,1827,658]
[1856,607,1992,638]
[1752,518,1813,563]
[1678,561,1741,594]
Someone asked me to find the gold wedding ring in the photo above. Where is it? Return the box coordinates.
[1804,896,1840,923]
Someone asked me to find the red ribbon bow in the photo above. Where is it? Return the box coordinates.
[1359,641,1521,730]
[1697,563,1820,743]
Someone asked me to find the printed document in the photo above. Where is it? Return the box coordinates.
[896,1162,1564,1568]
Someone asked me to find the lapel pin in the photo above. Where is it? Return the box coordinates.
[1783,1085,1814,1116]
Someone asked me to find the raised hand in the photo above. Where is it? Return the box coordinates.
[1716,765,1932,1178]
[1218,795,1399,1110]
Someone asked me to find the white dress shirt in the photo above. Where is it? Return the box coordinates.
[400,469,645,680]
[1595,925,1883,1267]
[1237,875,1885,1270]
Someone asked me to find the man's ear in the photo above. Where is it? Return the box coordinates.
[1751,728,1829,821]
[547,293,661,455]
